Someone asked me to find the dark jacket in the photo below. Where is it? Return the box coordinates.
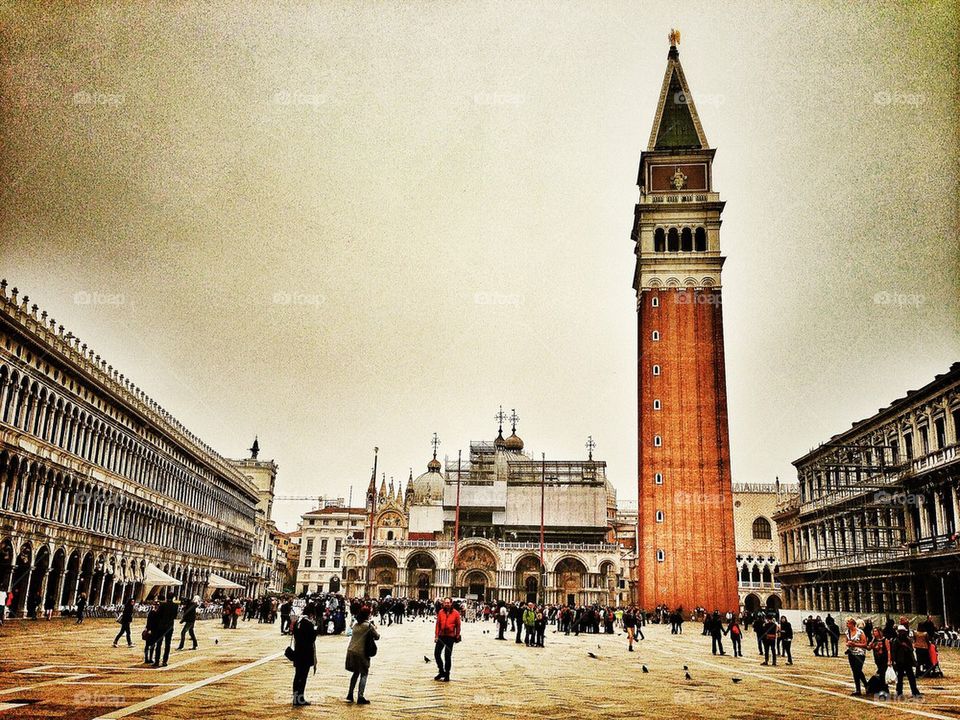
[780,621,794,641]
[120,601,135,623]
[157,600,179,632]
[891,635,916,670]
[293,616,318,667]
[180,601,198,624]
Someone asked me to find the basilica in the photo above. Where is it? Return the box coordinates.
[341,415,629,606]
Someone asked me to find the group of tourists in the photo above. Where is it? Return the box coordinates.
[696,609,944,701]
[287,595,462,707]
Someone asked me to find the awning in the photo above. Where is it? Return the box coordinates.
[142,563,182,594]
[207,572,245,590]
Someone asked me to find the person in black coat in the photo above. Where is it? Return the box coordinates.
[177,596,199,650]
[152,594,179,667]
[826,615,841,657]
[708,611,726,656]
[144,600,160,663]
[75,592,87,624]
[779,616,794,665]
[291,603,318,707]
[113,598,135,647]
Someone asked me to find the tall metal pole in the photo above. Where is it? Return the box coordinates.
[540,452,546,604]
[365,448,378,598]
[453,450,462,597]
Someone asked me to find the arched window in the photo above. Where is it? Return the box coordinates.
[654,228,665,252]
[652,364,661,376]
[654,472,663,484]
[740,564,750,582]
[651,331,660,341]
[695,227,707,251]
[655,510,664,523]
[752,517,772,540]
[680,227,692,252]
[653,435,662,447]
[656,549,665,563]
[751,565,761,583]
[386,530,394,541]
[762,565,772,584]
[667,228,679,252]
[651,296,659,308]
[653,399,661,410]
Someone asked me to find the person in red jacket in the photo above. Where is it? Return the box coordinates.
[433,597,461,681]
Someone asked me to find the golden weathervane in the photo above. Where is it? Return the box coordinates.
[668,28,681,46]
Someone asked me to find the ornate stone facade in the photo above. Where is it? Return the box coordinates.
[775,363,960,622]
[343,424,626,606]
[0,281,259,615]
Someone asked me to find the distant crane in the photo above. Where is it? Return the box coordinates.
[274,495,344,508]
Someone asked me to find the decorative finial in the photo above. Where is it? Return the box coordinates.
[249,436,260,459]
[431,432,440,460]
[495,405,507,435]
[586,435,596,461]
[509,408,519,434]
[668,28,681,47]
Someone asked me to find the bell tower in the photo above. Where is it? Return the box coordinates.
[631,30,738,612]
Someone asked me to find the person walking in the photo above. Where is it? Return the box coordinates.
[152,594,178,668]
[496,603,508,640]
[143,600,160,664]
[291,603,318,706]
[535,609,546,648]
[727,616,743,657]
[779,616,794,665]
[761,615,779,666]
[844,618,869,696]
[113,598,135,648]
[43,590,55,620]
[891,624,922,700]
[827,615,841,657]
[751,615,765,655]
[513,602,523,644]
[345,605,379,705]
[522,603,537,647]
[176,596,199,651]
[707,611,726,656]
[280,598,293,635]
[434,597,461,682]
[623,607,637,652]
[75,592,87,624]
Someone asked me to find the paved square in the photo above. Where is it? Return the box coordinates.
[1,617,958,719]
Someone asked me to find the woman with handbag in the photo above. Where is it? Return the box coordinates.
[345,605,379,705]
[291,603,318,707]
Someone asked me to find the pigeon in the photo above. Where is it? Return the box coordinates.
[732,678,743,684]
[641,665,649,673]
[423,656,430,663]
[685,672,692,681]
[214,638,219,645]
[587,652,598,659]
[598,644,601,649]
[683,665,688,670]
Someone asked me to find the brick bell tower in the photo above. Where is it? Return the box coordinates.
[631,30,738,613]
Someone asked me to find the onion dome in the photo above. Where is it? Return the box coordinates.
[504,431,524,451]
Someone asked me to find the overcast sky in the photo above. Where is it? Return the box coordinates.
[2,1,957,531]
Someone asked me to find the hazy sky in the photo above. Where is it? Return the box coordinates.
[2,2,957,531]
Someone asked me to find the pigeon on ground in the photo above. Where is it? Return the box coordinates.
[598,644,601,649]
[685,672,692,681]
[423,656,430,663]
[587,652,598,659]
[732,678,743,684]
[641,665,649,673]
[683,665,688,670]
[214,638,219,645]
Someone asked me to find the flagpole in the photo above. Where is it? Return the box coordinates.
[540,452,546,604]
[453,449,462,597]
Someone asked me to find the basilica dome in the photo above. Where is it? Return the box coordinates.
[413,462,444,503]
[504,431,524,451]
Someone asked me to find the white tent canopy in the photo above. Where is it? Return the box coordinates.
[207,572,245,590]
[141,563,182,599]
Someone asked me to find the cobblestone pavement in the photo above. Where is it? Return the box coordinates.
[1,616,959,719]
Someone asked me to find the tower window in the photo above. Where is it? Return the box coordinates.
[651,331,660,341]
[655,510,664,523]
[667,228,679,252]
[653,399,661,410]
[695,227,707,252]
[656,549,665,563]
[654,435,662,447]
[655,472,663,484]
[652,364,661,376]
[680,227,692,252]
[752,517,772,540]
[654,228,665,253]
[651,296,660,308]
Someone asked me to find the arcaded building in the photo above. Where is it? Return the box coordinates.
[0,282,259,615]
[775,364,960,622]
[630,34,738,612]
[343,420,626,606]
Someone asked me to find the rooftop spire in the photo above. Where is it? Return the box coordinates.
[249,436,260,459]
[647,29,708,151]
